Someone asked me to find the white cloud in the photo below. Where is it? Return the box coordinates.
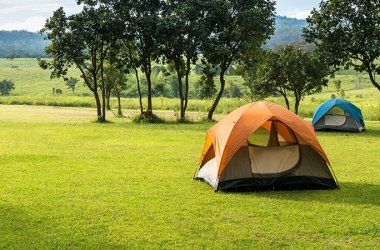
[283,9,311,20]
[0,3,61,15]
[0,1,83,31]
[0,16,47,32]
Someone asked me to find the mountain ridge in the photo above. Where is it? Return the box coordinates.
[0,16,308,58]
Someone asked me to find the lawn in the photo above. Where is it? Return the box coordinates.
[0,105,379,248]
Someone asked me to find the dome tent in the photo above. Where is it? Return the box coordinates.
[312,98,365,132]
[195,102,339,192]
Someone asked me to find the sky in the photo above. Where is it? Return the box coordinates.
[0,0,321,32]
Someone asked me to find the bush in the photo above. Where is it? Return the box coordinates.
[131,113,164,124]
[0,79,15,96]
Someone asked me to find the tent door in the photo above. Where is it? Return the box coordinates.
[249,145,300,176]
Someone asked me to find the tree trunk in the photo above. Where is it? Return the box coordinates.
[94,90,102,119]
[366,67,380,91]
[208,70,226,120]
[116,93,122,116]
[134,68,144,115]
[100,65,106,122]
[175,60,185,120]
[106,94,111,111]
[112,80,123,116]
[284,96,290,110]
[145,62,153,116]
[184,57,191,115]
[294,97,300,115]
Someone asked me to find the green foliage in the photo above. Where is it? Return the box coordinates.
[0,79,15,96]
[224,80,242,98]
[40,3,118,121]
[333,79,341,93]
[53,88,63,95]
[131,113,164,124]
[64,77,79,94]
[194,64,217,99]
[243,45,330,113]
[201,0,276,119]
[304,0,380,91]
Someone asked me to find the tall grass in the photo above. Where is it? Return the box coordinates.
[0,94,379,121]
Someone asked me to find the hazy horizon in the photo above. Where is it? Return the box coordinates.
[0,0,320,32]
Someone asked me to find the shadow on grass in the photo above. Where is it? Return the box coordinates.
[316,127,380,138]
[0,205,124,248]
[358,128,380,138]
[249,182,380,207]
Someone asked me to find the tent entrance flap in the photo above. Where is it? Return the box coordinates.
[324,106,346,126]
[324,115,346,126]
[249,145,300,175]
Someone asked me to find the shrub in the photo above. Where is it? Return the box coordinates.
[131,113,164,124]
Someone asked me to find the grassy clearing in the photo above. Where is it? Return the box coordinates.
[0,106,379,248]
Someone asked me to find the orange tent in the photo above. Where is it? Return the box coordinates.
[196,102,339,191]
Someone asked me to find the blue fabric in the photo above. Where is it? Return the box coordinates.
[312,98,364,125]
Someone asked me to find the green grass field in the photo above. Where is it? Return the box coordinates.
[0,105,379,248]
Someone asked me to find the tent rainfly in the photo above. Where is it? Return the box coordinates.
[312,98,365,132]
[195,102,339,192]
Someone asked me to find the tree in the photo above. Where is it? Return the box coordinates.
[194,64,218,99]
[112,0,163,118]
[103,62,128,116]
[243,50,290,106]
[0,80,15,96]
[157,0,207,120]
[304,0,380,92]
[243,45,330,114]
[40,4,116,122]
[64,77,79,94]
[333,79,341,93]
[201,0,275,120]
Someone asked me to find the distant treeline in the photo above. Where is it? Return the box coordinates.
[0,16,307,58]
[0,30,49,58]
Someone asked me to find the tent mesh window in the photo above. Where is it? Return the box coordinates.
[326,106,345,116]
[247,121,299,176]
[325,106,347,126]
[247,121,297,147]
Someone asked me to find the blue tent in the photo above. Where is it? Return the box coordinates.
[312,99,365,132]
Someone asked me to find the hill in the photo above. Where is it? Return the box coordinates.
[266,16,308,48]
[0,16,307,58]
[0,30,49,58]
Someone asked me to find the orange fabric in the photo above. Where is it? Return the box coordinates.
[199,102,330,177]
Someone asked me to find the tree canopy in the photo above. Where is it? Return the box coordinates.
[0,80,15,96]
[40,4,117,122]
[243,45,330,114]
[39,0,276,121]
[201,0,276,120]
[304,0,380,91]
